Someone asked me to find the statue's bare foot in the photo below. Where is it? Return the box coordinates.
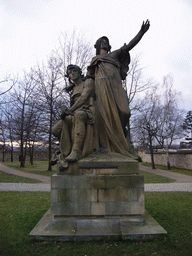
[65,150,81,162]
[50,150,61,165]
[58,154,68,168]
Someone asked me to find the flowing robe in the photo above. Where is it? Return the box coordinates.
[87,46,135,157]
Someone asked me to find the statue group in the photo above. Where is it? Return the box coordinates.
[51,20,150,169]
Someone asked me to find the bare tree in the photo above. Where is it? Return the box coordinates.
[1,102,16,162]
[0,112,7,162]
[125,55,154,140]
[33,54,67,171]
[133,75,185,169]
[132,87,162,169]
[9,71,37,167]
[56,30,93,81]
[0,76,16,98]
[155,75,185,169]
[32,32,93,171]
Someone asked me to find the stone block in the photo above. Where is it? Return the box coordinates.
[91,202,106,215]
[131,202,145,215]
[97,188,138,202]
[89,175,106,189]
[78,152,139,175]
[51,189,78,202]
[105,202,132,215]
[51,202,91,216]
[30,155,166,241]
[137,188,145,202]
[76,218,121,236]
[29,209,167,241]
[98,189,117,202]
[77,189,97,202]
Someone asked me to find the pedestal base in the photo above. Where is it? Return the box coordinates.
[29,209,166,241]
[29,153,167,241]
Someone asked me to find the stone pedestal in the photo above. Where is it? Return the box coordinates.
[29,152,167,241]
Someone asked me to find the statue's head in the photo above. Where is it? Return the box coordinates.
[65,65,85,92]
[94,36,111,55]
[65,64,82,78]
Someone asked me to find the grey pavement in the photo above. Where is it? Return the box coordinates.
[0,183,50,192]
[0,182,191,192]
[0,162,192,192]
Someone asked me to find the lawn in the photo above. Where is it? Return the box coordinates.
[139,170,174,183]
[0,192,192,256]
[1,161,174,183]
[141,162,192,176]
[2,161,57,177]
[0,171,41,183]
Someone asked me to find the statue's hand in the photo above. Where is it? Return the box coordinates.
[60,107,73,119]
[60,107,69,119]
[141,19,150,34]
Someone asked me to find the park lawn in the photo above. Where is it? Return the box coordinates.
[139,170,175,183]
[2,161,57,177]
[0,171,41,183]
[0,192,192,256]
[1,161,174,183]
[141,162,192,176]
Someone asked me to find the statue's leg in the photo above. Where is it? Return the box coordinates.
[60,116,72,157]
[52,119,64,139]
[50,120,64,165]
[65,111,87,162]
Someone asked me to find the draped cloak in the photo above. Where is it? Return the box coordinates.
[87,46,135,157]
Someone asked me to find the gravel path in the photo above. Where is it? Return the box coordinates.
[144,183,192,192]
[0,162,50,183]
[0,183,50,192]
[0,182,191,192]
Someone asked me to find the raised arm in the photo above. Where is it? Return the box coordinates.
[124,20,150,52]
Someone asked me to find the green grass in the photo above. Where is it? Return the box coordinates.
[141,162,192,176]
[0,192,191,256]
[0,171,41,183]
[2,161,57,177]
[140,170,175,183]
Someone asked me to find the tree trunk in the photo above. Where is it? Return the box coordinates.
[149,137,156,169]
[29,144,34,165]
[20,138,25,167]
[11,142,13,162]
[48,125,52,171]
[47,89,53,171]
[20,105,25,167]
[2,144,5,162]
[127,117,131,141]
[167,149,171,170]
[166,142,171,170]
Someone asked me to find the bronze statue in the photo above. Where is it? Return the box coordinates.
[51,65,95,166]
[87,20,150,157]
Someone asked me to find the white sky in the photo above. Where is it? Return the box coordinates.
[0,0,192,111]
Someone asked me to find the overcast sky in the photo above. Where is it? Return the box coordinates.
[0,0,192,111]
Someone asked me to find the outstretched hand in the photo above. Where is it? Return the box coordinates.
[141,19,150,34]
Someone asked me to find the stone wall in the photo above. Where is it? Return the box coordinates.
[138,150,192,170]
